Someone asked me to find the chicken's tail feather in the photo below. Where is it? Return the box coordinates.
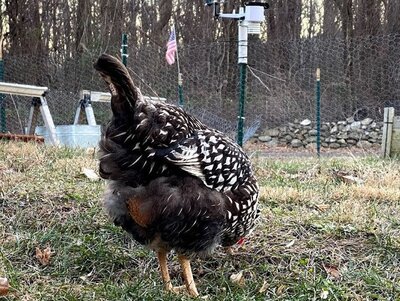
[94,54,138,113]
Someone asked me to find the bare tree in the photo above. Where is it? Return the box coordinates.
[75,0,91,53]
[334,0,354,41]
[385,0,400,34]
[323,0,339,37]
[267,0,302,41]
[355,0,382,36]
[5,0,44,56]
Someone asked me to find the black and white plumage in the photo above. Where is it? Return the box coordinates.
[94,54,259,297]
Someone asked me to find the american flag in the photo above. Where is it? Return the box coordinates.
[165,27,177,65]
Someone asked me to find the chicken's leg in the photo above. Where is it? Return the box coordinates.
[178,255,199,297]
[157,251,172,291]
[157,251,186,294]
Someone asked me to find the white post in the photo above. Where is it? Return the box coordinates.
[85,105,97,126]
[39,96,59,145]
[393,115,400,155]
[27,98,41,134]
[73,106,82,125]
[238,7,248,65]
[382,107,394,158]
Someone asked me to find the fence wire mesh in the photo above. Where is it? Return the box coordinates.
[1,34,400,152]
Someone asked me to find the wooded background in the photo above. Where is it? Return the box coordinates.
[1,0,400,138]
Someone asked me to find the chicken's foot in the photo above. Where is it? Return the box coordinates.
[178,255,200,297]
[157,251,199,297]
[156,251,188,295]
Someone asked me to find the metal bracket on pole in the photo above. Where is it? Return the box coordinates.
[39,96,58,145]
[27,97,42,135]
[205,1,269,22]
[74,92,97,126]
[27,96,58,145]
[121,33,128,67]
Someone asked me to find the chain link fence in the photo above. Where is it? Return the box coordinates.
[1,34,400,152]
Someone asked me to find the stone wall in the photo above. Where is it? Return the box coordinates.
[257,117,383,149]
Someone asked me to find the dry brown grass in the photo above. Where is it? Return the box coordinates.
[1,141,399,300]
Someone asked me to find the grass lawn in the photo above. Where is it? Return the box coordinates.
[0,141,399,300]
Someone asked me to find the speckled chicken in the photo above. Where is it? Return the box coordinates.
[94,54,259,297]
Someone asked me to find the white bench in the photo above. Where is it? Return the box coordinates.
[0,82,58,145]
[74,90,166,126]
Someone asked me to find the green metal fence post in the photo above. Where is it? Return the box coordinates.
[316,68,321,157]
[178,72,184,107]
[121,33,128,67]
[0,56,5,133]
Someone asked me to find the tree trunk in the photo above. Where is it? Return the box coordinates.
[355,0,382,36]
[323,0,338,37]
[5,0,44,56]
[386,0,400,34]
[75,0,90,53]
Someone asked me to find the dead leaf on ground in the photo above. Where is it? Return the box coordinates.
[35,246,52,266]
[323,263,341,279]
[0,277,9,296]
[0,167,15,175]
[81,168,100,181]
[285,239,296,248]
[258,280,269,293]
[229,271,245,287]
[341,175,364,185]
[79,269,95,282]
[334,172,364,185]
[276,284,286,295]
[320,289,329,299]
[315,204,331,212]
[0,234,16,244]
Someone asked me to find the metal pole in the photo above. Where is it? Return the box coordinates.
[173,24,184,107]
[237,10,248,147]
[316,68,321,157]
[121,33,128,66]
[238,63,247,147]
[0,56,5,133]
[178,73,184,107]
